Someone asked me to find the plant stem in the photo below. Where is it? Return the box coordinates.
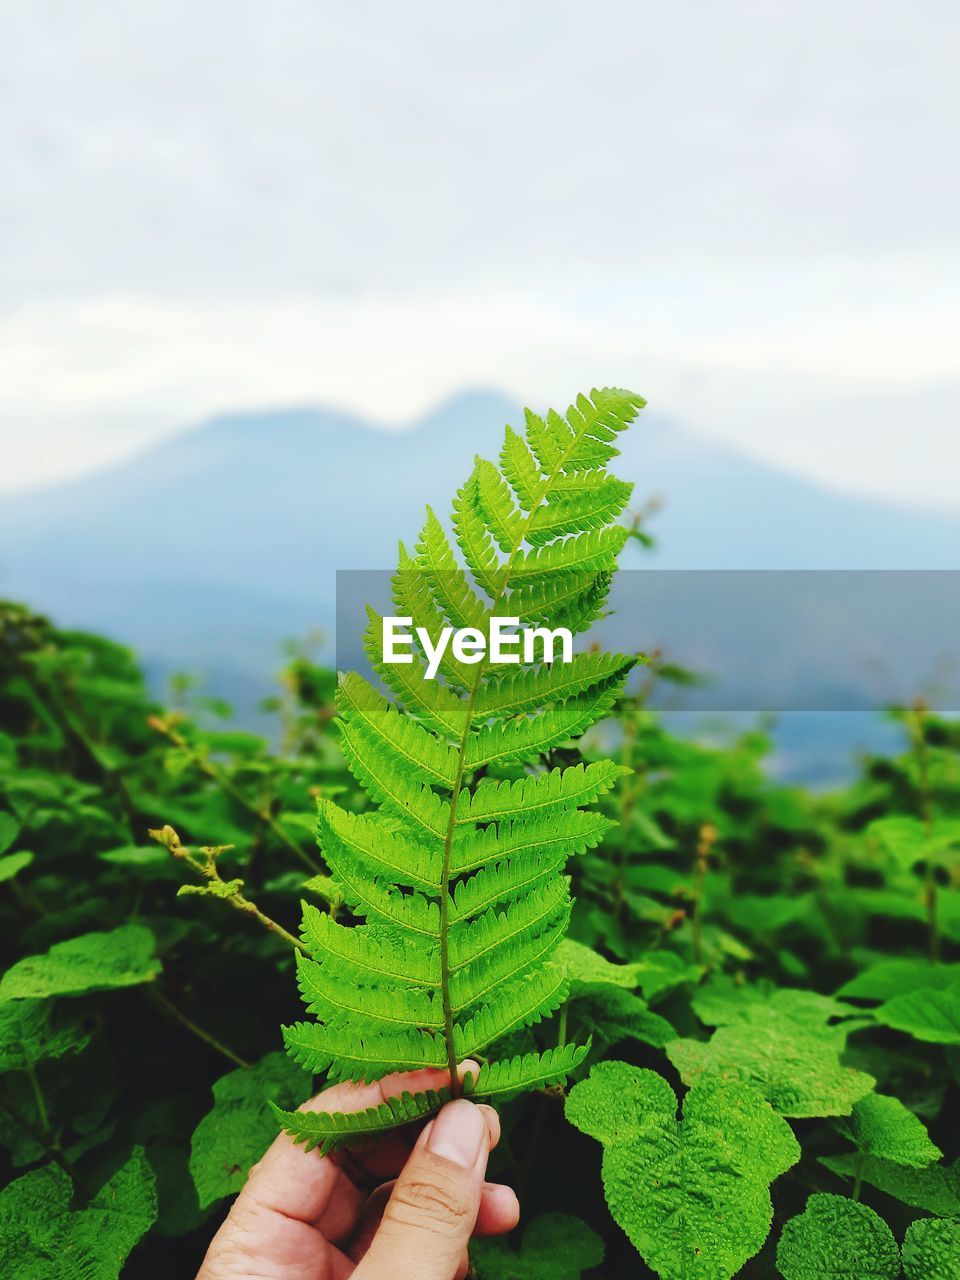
[439,679,482,1098]
[0,1096,86,1194]
[557,1001,569,1048]
[691,823,716,967]
[149,716,321,873]
[152,825,308,955]
[436,421,602,1097]
[26,1063,50,1132]
[147,988,250,1068]
[852,1151,865,1202]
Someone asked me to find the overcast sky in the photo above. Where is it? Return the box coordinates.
[2,2,958,507]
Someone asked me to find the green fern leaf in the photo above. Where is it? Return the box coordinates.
[473,651,637,719]
[476,458,525,552]
[281,387,645,1142]
[527,475,633,545]
[273,1088,451,1155]
[364,607,467,736]
[452,469,502,597]
[508,568,613,634]
[417,506,489,630]
[466,1043,590,1098]
[500,425,544,510]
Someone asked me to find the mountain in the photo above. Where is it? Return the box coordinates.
[2,389,959,723]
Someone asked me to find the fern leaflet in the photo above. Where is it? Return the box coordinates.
[275,387,645,1148]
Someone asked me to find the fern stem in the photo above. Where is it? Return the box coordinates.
[439,681,482,1097]
[436,414,608,1095]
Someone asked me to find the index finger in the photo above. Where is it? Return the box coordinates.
[242,1061,480,1226]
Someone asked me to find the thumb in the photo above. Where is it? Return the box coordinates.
[355,1099,490,1280]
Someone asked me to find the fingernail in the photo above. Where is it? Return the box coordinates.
[427,1099,486,1168]
[476,1103,501,1148]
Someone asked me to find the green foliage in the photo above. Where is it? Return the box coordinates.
[0,599,348,1273]
[838,958,960,1001]
[473,1212,604,1279]
[835,1091,941,1167]
[0,925,161,1001]
[277,389,646,1145]
[0,850,33,882]
[0,1000,90,1072]
[0,1148,157,1280]
[820,1153,960,1216]
[901,1217,960,1280]
[3,406,960,1276]
[189,1052,311,1207]
[775,1193,900,1280]
[666,997,875,1118]
[874,985,960,1044]
[566,1061,799,1279]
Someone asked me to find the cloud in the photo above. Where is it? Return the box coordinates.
[2,277,958,508]
[1,2,958,504]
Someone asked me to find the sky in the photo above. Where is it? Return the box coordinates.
[2,2,959,507]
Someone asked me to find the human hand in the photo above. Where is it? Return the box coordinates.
[196,1062,519,1280]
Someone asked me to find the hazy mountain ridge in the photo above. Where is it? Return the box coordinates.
[2,389,958,716]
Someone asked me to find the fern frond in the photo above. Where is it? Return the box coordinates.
[451,469,502,598]
[465,681,628,770]
[318,801,441,895]
[500,425,544,510]
[527,475,633,545]
[473,652,637,719]
[416,507,488,630]
[509,526,630,581]
[364,608,467,737]
[476,458,525,552]
[300,904,440,989]
[337,673,458,789]
[273,1041,596,1152]
[450,854,569,920]
[449,809,614,877]
[324,864,441,939]
[282,386,645,1140]
[465,1042,591,1099]
[454,965,569,1057]
[296,951,445,1030]
[449,908,568,1010]
[336,719,449,841]
[391,544,473,688]
[282,1021,446,1082]
[273,1089,450,1155]
[507,570,613,634]
[449,878,571,972]
[463,761,630,825]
